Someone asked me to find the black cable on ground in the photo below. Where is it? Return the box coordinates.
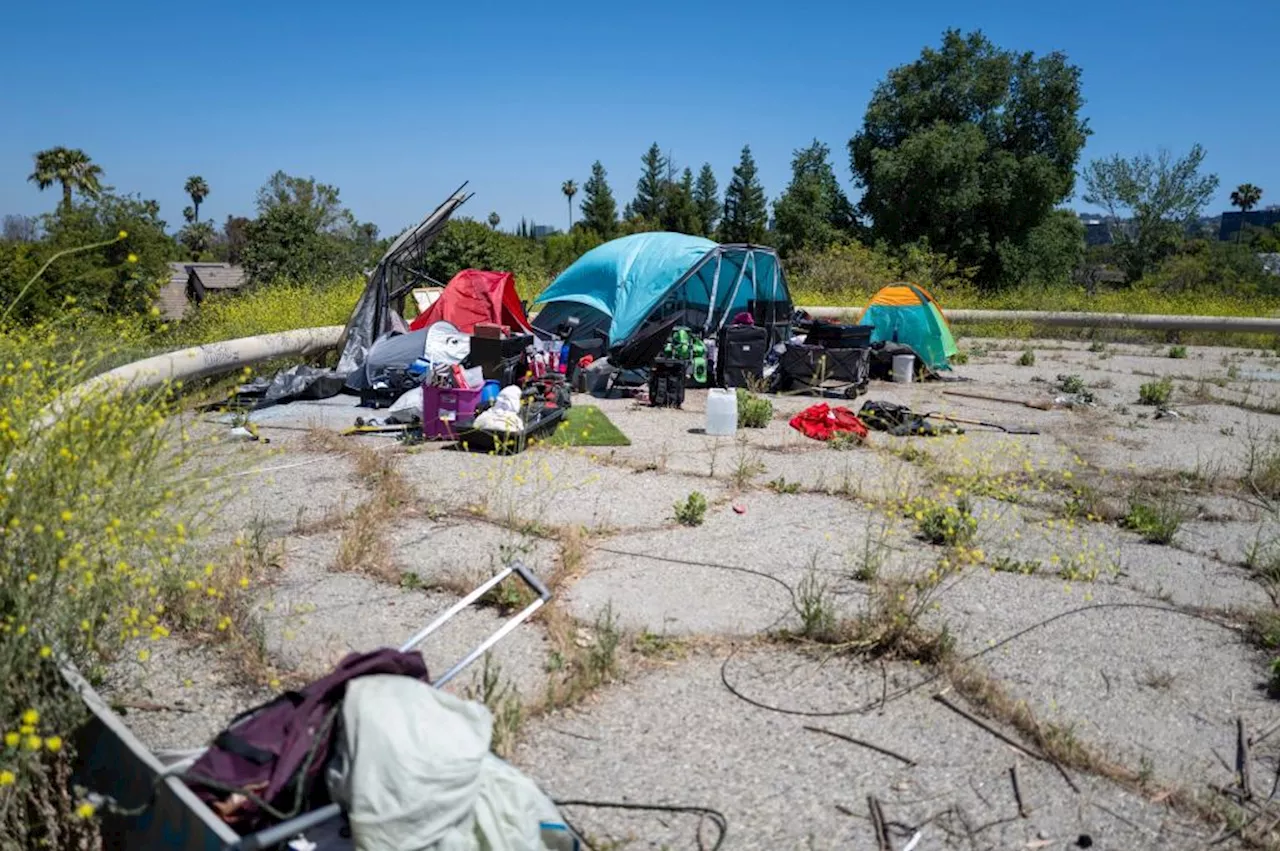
[555,800,728,851]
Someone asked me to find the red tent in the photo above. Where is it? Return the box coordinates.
[407,270,533,334]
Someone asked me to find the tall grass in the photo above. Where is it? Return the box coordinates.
[172,276,365,346]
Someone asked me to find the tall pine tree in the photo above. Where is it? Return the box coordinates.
[659,168,700,234]
[693,163,720,238]
[772,139,855,255]
[579,161,618,239]
[720,145,768,243]
[631,143,668,223]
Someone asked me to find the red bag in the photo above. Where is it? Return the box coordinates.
[789,403,869,442]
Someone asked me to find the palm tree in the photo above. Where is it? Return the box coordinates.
[27,147,104,210]
[488,211,501,230]
[1230,183,1263,243]
[561,180,578,230]
[184,175,210,223]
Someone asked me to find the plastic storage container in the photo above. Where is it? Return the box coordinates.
[423,385,484,440]
[892,354,915,384]
[706,388,738,435]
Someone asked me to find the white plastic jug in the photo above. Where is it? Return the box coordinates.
[706,388,738,435]
[892,354,915,384]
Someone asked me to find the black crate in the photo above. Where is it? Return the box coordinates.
[648,358,686,408]
[779,344,870,394]
[454,405,565,455]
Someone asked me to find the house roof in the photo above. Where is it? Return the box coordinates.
[157,262,192,322]
[188,263,246,290]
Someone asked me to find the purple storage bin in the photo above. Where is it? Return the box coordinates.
[422,385,484,440]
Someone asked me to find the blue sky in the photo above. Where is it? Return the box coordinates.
[2,0,1277,238]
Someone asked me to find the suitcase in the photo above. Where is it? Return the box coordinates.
[717,325,769,388]
[804,321,874,349]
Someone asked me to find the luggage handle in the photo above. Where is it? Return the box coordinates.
[226,560,551,851]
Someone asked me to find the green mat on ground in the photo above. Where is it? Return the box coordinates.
[543,405,630,447]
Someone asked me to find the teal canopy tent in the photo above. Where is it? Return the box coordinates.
[532,233,791,346]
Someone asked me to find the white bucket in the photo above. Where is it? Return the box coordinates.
[705,388,738,435]
[892,354,915,384]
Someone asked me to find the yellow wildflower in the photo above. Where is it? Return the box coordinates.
[21,709,38,726]
[60,510,72,522]
[39,646,52,658]
[77,802,96,819]
[24,735,42,750]
[4,731,19,748]
[117,230,128,239]
[127,253,139,264]
[137,649,150,662]
[45,736,62,752]
[0,770,14,786]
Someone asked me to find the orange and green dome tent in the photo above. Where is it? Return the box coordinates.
[857,283,958,370]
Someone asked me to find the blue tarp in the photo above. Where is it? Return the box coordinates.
[534,232,789,346]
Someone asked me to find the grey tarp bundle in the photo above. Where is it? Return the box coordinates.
[326,675,577,851]
[343,329,429,393]
[247,185,473,406]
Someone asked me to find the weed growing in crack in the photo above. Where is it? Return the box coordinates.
[1016,349,1036,367]
[1242,426,1280,499]
[828,430,864,451]
[1138,377,1173,407]
[1168,345,1188,359]
[795,569,838,642]
[915,495,977,547]
[673,491,708,526]
[633,629,685,660]
[852,513,892,581]
[463,653,523,757]
[736,388,773,428]
[767,476,802,494]
[991,557,1040,575]
[730,439,766,489]
[1122,497,1182,544]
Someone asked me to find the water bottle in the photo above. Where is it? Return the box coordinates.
[559,343,570,374]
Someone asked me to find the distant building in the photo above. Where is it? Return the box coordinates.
[1077,215,1114,247]
[531,224,559,239]
[158,262,247,321]
[1219,209,1280,241]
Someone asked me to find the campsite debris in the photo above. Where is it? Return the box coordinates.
[941,390,1058,411]
[803,725,917,766]
[789,403,869,442]
[933,693,1041,761]
[228,424,269,443]
[732,504,747,515]
[924,412,1039,435]
[1237,717,1253,799]
[1010,764,1028,818]
[867,793,892,850]
[860,400,962,436]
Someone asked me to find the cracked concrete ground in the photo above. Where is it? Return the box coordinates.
[108,339,1280,849]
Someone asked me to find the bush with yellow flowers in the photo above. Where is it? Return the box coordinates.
[0,319,217,848]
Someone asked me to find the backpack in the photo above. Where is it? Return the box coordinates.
[648,358,686,408]
[183,648,429,831]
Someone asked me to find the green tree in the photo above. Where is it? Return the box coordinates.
[772,139,855,255]
[1081,144,1219,281]
[561,180,578,230]
[0,193,174,320]
[240,171,369,283]
[720,145,768,244]
[488,211,501,230]
[179,220,216,261]
[997,209,1085,287]
[27,147,104,211]
[1230,183,1263,243]
[632,143,668,222]
[184,175,210,223]
[659,168,701,234]
[693,164,720,237]
[579,161,618,239]
[849,29,1089,287]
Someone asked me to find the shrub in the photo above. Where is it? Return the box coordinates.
[916,496,978,546]
[736,388,773,428]
[1122,498,1181,544]
[1138,377,1173,407]
[673,491,708,526]
[1168,345,1188,359]
[1016,349,1036,367]
[0,322,217,844]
